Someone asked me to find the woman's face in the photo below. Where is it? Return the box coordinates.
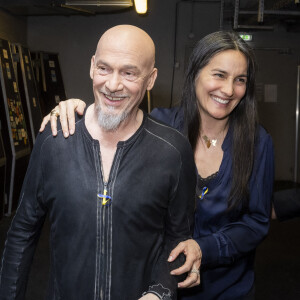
[195,49,248,122]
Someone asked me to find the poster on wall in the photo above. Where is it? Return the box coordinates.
[11,43,43,145]
[0,37,31,216]
[31,51,66,115]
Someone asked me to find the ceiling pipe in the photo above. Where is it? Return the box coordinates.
[258,0,264,23]
[233,0,240,29]
[239,10,300,16]
[294,65,300,183]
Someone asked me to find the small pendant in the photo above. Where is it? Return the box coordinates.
[97,189,112,206]
[203,135,217,148]
[199,187,208,199]
[211,139,217,147]
[203,135,211,148]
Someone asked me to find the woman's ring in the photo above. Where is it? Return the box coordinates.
[190,268,200,276]
[50,109,60,117]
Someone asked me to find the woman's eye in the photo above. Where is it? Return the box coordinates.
[236,77,247,83]
[214,73,224,78]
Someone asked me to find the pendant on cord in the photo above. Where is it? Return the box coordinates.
[203,135,217,148]
[97,189,112,206]
[199,187,208,199]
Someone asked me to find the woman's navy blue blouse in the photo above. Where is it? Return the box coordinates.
[151,107,274,300]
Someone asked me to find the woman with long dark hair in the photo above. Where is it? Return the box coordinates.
[41,31,274,299]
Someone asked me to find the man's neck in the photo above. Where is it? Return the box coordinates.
[85,104,143,147]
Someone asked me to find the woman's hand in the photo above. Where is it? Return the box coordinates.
[39,99,86,137]
[168,239,202,288]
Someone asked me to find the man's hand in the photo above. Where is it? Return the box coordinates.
[138,294,160,300]
[39,98,86,137]
[168,239,202,288]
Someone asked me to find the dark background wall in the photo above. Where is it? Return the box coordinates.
[1,0,300,181]
[25,3,177,108]
[0,9,27,44]
[1,3,300,299]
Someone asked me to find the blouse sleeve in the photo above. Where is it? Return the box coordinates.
[196,131,274,266]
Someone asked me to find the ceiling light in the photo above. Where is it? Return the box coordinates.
[134,0,147,14]
[65,1,133,7]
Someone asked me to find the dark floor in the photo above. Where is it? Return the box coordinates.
[0,215,50,300]
[255,218,300,299]
[1,215,300,299]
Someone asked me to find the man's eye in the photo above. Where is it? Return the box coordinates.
[123,71,137,81]
[96,66,108,74]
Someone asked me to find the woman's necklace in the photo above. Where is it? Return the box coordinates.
[202,126,227,149]
[202,135,217,148]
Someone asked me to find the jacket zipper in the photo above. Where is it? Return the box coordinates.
[96,147,116,300]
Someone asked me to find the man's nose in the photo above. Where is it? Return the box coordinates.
[105,72,123,92]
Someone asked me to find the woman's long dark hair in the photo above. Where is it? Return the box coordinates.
[181,31,258,211]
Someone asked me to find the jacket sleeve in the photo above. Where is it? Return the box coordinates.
[0,132,49,299]
[144,139,197,299]
[273,188,300,221]
[196,133,274,267]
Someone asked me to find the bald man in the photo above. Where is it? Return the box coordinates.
[0,25,196,300]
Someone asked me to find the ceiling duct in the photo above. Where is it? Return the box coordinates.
[65,0,133,6]
[0,0,134,16]
[62,0,133,14]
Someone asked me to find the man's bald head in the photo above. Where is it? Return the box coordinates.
[95,25,156,72]
[89,25,158,132]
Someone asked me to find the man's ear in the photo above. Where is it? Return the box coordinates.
[146,68,158,91]
[90,55,95,80]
